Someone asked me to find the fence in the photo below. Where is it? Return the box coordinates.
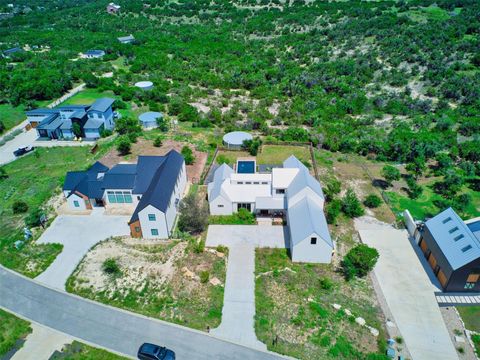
[200,146,219,185]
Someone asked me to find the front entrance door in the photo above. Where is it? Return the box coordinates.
[238,203,251,212]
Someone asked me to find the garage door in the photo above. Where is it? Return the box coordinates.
[419,239,428,255]
[428,253,437,270]
[437,269,448,288]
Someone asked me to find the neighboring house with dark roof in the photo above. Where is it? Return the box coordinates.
[207,155,333,263]
[26,98,115,140]
[118,34,135,44]
[82,50,105,59]
[417,208,480,292]
[63,150,187,239]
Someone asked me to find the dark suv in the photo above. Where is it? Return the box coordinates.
[137,343,175,360]
[13,146,35,157]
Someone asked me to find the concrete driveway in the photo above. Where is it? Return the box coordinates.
[206,225,288,350]
[0,129,38,165]
[35,212,130,290]
[206,225,289,248]
[355,217,458,360]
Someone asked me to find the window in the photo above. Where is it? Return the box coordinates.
[245,182,252,185]
[115,191,125,203]
[148,214,156,221]
[137,196,141,200]
[449,226,459,234]
[442,217,452,224]
[311,237,317,245]
[465,283,475,289]
[261,182,268,184]
[454,234,464,242]
[124,193,133,203]
[253,182,259,184]
[238,203,251,211]
[151,229,159,236]
[276,189,285,194]
[218,205,224,208]
[462,245,473,253]
[237,181,244,184]
[134,227,140,233]
[73,200,80,208]
[107,191,116,203]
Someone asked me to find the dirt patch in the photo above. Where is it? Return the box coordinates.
[100,138,207,182]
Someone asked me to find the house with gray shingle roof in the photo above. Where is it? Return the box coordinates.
[207,155,333,263]
[418,207,480,292]
[26,98,115,140]
[118,34,135,44]
[63,150,187,239]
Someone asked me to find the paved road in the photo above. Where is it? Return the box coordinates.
[36,212,130,290]
[0,266,286,360]
[0,129,37,165]
[355,217,458,360]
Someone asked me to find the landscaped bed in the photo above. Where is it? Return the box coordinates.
[255,248,387,360]
[51,341,128,360]
[66,236,226,331]
[0,309,32,357]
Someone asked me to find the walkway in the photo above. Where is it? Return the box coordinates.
[0,266,285,360]
[355,217,458,360]
[35,212,130,290]
[436,293,480,306]
[206,225,288,350]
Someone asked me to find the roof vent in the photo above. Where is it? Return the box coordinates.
[449,226,459,234]
[461,245,472,253]
[442,217,452,224]
[454,234,464,242]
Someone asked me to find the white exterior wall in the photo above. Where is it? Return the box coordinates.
[210,196,233,215]
[291,232,333,264]
[66,193,87,211]
[138,205,168,239]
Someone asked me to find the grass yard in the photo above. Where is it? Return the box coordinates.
[257,145,311,166]
[0,142,114,277]
[51,341,128,360]
[0,104,26,132]
[66,236,226,331]
[255,249,387,360]
[0,309,32,357]
[457,306,480,332]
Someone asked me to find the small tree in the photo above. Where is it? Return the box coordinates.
[178,193,209,234]
[72,122,82,138]
[324,178,341,201]
[181,146,195,165]
[341,189,364,218]
[242,138,262,156]
[12,201,28,214]
[25,208,44,228]
[102,258,121,276]
[342,244,379,280]
[0,168,8,180]
[156,116,169,132]
[0,120,5,134]
[116,135,131,155]
[406,176,423,199]
[325,199,341,224]
[153,136,162,147]
[381,165,401,185]
[363,194,382,208]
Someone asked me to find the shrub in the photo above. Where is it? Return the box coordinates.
[153,136,162,147]
[116,135,131,155]
[341,189,364,218]
[194,240,205,254]
[241,137,262,156]
[100,129,112,138]
[24,208,44,228]
[178,193,209,234]
[181,145,195,165]
[216,154,230,165]
[364,194,382,208]
[325,199,341,224]
[216,245,227,253]
[319,277,333,290]
[200,270,210,283]
[381,165,401,185]
[102,258,121,276]
[12,201,28,214]
[0,120,5,133]
[156,117,169,132]
[0,168,8,180]
[342,244,379,280]
[406,176,423,199]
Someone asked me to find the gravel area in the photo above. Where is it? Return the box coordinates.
[441,307,477,360]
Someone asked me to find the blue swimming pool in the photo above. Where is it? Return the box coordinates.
[237,161,255,173]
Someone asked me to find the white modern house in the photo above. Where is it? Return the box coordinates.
[208,156,333,263]
[63,150,187,239]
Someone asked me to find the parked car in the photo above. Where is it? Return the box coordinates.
[13,146,35,157]
[137,343,175,360]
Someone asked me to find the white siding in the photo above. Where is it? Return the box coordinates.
[138,205,168,239]
[210,196,233,215]
[66,193,87,211]
[290,232,333,264]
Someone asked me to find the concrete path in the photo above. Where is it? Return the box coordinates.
[211,243,266,350]
[0,266,286,360]
[36,212,130,290]
[206,225,288,350]
[436,293,480,306]
[12,323,73,360]
[355,217,458,360]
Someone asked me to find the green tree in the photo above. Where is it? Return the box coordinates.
[116,135,131,155]
[178,193,209,234]
[72,122,82,138]
[181,146,195,165]
[156,116,169,132]
[12,201,28,214]
[381,165,401,185]
[363,194,382,208]
[0,121,5,134]
[342,244,379,280]
[406,177,423,199]
[325,199,341,224]
[153,136,162,147]
[341,189,364,218]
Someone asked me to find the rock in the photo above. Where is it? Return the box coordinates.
[386,320,396,328]
[209,277,222,286]
[344,309,352,316]
[368,326,379,337]
[307,297,314,302]
[332,303,342,310]
[181,267,196,280]
[216,252,225,258]
[355,317,366,326]
[454,336,465,343]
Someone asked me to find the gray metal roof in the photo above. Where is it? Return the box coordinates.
[287,196,332,247]
[424,208,480,270]
[285,164,324,201]
[85,50,105,56]
[84,118,103,129]
[222,131,252,146]
[139,111,162,124]
[36,113,62,130]
[118,35,135,42]
[60,119,72,130]
[70,110,86,119]
[208,163,234,201]
[26,108,57,115]
[89,98,114,112]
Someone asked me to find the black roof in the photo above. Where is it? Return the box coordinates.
[63,161,109,199]
[130,150,184,223]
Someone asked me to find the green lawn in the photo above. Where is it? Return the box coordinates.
[0,104,26,132]
[0,142,113,277]
[255,249,387,360]
[51,341,128,360]
[457,306,480,332]
[258,145,311,166]
[0,309,32,357]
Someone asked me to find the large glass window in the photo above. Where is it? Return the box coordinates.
[124,192,133,203]
[238,203,251,211]
[115,191,125,203]
[107,191,116,203]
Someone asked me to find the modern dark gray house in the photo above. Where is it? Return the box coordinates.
[418,207,480,292]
